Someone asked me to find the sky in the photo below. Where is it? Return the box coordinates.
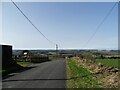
[1,0,119,2]
[1,2,118,50]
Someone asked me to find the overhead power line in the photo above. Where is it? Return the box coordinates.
[11,0,56,45]
[83,2,118,48]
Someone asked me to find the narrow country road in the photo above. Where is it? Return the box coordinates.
[2,60,66,88]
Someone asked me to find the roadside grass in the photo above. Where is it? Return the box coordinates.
[17,61,33,67]
[96,59,119,68]
[17,62,33,65]
[0,68,2,73]
[2,61,33,76]
[66,58,100,88]
[2,64,23,76]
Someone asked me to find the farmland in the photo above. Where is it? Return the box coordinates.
[96,59,119,68]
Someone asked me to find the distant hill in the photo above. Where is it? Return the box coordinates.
[13,49,118,56]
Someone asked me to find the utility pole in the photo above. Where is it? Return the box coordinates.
[56,44,58,57]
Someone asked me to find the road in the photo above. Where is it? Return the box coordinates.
[2,60,67,88]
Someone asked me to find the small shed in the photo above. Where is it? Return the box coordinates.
[1,45,15,68]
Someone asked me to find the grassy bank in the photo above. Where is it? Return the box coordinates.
[2,64,23,76]
[2,61,33,76]
[67,58,100,88]
[17,62,33,67]
[96,59,119,68]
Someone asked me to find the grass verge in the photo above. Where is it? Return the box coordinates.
[66,58,100,88]
[2,61,33,76]
[2,64,23,76]
[17,61,33,67]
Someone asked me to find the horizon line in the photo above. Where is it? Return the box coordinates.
[13,48,118,50]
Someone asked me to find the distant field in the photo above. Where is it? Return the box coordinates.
[96,59,119,68]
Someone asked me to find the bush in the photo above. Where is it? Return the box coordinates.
[83,53,95,62]
[31,55,50,63]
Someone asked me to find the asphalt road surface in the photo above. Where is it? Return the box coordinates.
[2,60,67,88]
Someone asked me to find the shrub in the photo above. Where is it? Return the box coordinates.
[31,55,49,63]
[83,53,95,62]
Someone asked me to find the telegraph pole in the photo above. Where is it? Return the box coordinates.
[56,44,58,57]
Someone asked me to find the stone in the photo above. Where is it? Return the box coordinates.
[110,68,119,73]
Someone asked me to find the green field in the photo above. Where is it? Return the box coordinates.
[67,59,100,88]
[96,59,119,68]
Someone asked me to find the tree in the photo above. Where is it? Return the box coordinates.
[83,53,95,62]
